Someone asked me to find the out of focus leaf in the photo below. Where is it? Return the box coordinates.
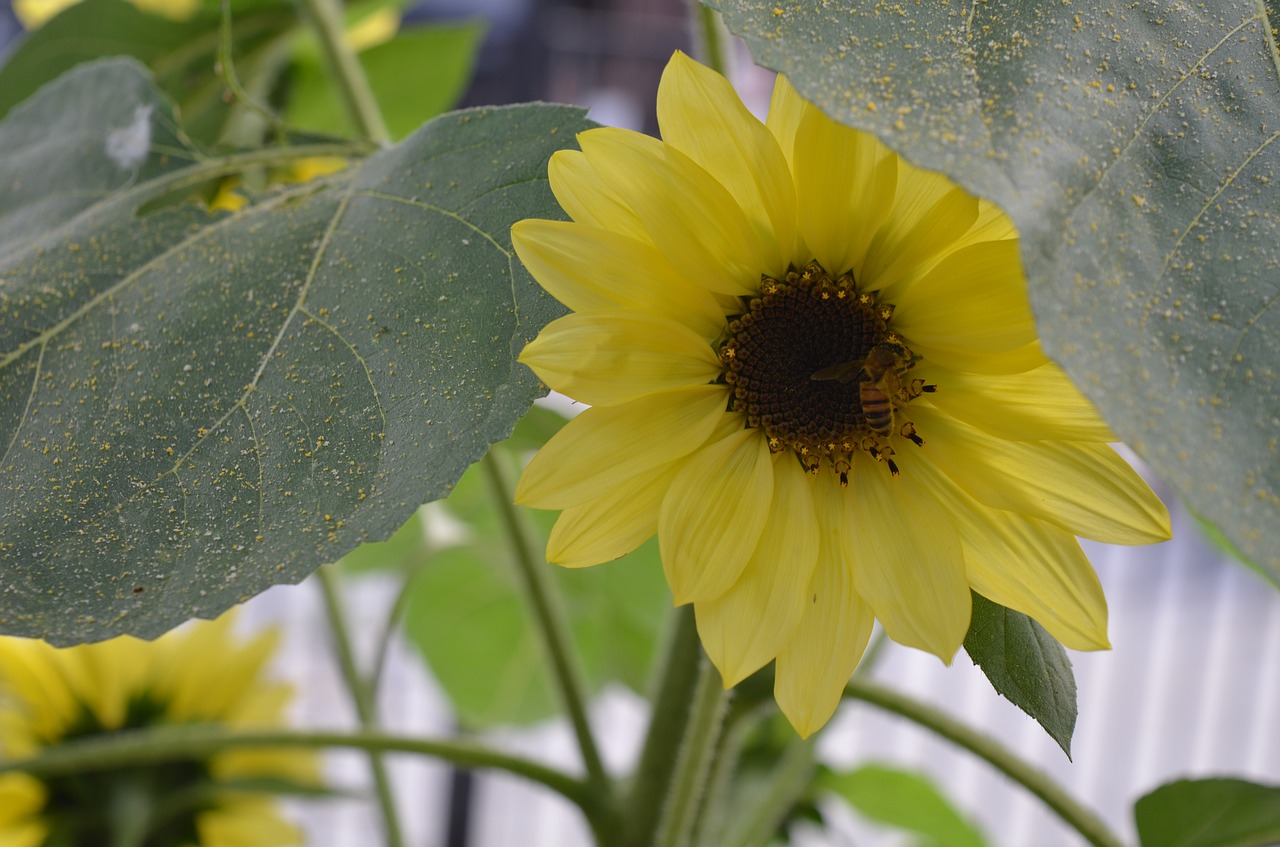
[286,20,485,140]
[0,0,296,147]
[1135,778,1280,847]
[401,444,671,728]
[821,763,988,847]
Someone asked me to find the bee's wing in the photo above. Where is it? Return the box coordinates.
[810,359,867,383]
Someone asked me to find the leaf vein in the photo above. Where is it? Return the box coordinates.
[0,341,45,471]
[358,191,512,259]
[1051,11,1263,262]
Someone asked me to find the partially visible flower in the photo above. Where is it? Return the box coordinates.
[513,52,1171,736]
[13,0,198,28]
[0,614,315,847]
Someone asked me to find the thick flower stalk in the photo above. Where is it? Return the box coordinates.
[0,614,315,847]
[512,52,1170,737]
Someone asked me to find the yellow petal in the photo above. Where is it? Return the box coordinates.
[659,427,774,604]
[891,240,1040,370]
[792,101,897,276]
[213,745,317,784]
[914,362,1117,442]
[512,220,726,337]
[658,52,796,268]
[913,455,1110,650]
[515,386,730,509]
[862,173,979,296]
[695,460,819,686]
[0,773,46,844]
[774,476,874,737]
[0,639,79,741]
[912,405,1172,545]
[68,636,148,731]
[548,149,649,241]
[546,458,681,567]
[764,74,806,173]
[520,310,721,406]
[848,450,971,660]
[578,127,775,294]
[197,800,303,847]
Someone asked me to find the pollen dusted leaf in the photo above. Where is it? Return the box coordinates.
[962,592,1077,756]
[0,58,591,644]
[713,0,1280,582]
[1134,778,1280,847]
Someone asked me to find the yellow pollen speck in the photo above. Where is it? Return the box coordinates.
[1132,194,1147,207]
[773,5,783,15]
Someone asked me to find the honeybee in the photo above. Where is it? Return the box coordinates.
[811,342,934,466]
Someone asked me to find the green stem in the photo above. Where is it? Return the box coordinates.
[293,0,391,145]
[218,0,288,140]
[0,727,592,812]
[622,607,703,846]
[317,566,406,847]
[844,678,1127,847]
[370,562,427,696]
[724,735,815,847]
[692,3,728,77]
[654,656,730,847]
[482,451,610,790]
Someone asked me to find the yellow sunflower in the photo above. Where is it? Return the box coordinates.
[0,614,315,847]
[511,52,1171,737]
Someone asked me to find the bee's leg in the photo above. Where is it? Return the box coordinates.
[900,420,924,447]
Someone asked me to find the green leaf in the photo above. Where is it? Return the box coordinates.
[962,593,1076,757]
[286,21,486,141]
[713,0,1280,582]
[1135,778,1280,847]
[0,0,297,147]
[0,58,591,644]
[401,447,672,728]
[820,763,988,847]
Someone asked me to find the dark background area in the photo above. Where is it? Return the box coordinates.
[0,0,694,133]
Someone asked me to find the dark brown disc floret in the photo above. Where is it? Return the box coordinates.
[717,262,934,482]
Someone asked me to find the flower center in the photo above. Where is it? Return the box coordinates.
[39,697,213,846]
[718,261,934,482]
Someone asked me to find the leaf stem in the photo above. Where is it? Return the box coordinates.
[218,0,288,140]
[317,566,406,847]
[654,654,730,847]
[293,0,391,145]
[0,727,592,811]
[844,678,1126,847]
[621,607,703,846]
[691,3,728,77]
[481,451,611,790]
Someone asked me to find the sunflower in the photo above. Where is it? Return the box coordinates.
[0,615,315,847]
[511,51,1170,737]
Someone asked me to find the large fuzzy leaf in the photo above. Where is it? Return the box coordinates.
[0,59,590,643]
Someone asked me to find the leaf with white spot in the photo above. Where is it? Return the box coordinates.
[0,59,590,644]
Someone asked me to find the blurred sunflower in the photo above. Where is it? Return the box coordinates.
[12,0,198,27]
[512,52,1171,736]
[0,615,315,847]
